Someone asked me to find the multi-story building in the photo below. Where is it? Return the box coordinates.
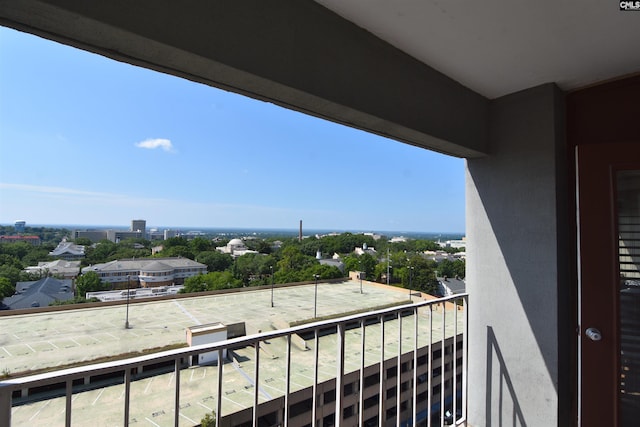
[105,229,144,243]
[0,235,41,246]
[81,256,207,289]
[13,220,25,233]
[73,219,147,243]
[130,219,146,235]
[73,229,108,242]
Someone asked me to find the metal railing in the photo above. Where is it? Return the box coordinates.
[0,293,468,427]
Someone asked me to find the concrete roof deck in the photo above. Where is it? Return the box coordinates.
[3,280,465,426]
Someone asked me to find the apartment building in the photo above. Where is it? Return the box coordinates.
[0,235,41,246]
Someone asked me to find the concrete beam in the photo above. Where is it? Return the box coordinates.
[0,0,489,157]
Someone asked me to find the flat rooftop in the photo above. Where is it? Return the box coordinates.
[2,280,464,426]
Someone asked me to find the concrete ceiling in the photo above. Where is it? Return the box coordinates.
[316,0,640,99]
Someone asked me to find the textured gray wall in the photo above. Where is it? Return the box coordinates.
[466,84,568,426]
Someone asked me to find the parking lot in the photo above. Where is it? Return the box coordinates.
[2,280,459,426]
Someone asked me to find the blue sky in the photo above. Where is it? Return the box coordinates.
[0,27,465,233]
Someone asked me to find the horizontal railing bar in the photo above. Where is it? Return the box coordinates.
[0,294,467,394]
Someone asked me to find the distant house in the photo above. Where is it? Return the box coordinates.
[3,277,74,309]
[319,258,345,273]
[316,251,345,272]
[436,276,466,297]
[49,239,85,260]
[423,250,455,262]
[24,259,81,279]
[354,243,377,256]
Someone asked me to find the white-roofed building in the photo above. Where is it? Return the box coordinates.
[24,259,81,279]
[216,238,258,258]
[49,238,85,260]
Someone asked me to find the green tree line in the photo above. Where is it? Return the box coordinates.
[0,229,464,303]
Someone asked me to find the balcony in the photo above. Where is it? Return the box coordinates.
[0,291,467,427]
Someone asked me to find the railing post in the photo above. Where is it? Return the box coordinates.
[65,379,72,427]
[440,303,446,427]
[312,329,319,427]
[0,386,11,427]
[427,305,433,427]
[396,310,402,426]
[413,307,418,427]
[174,358,180,427]
[359,318,366,427]
[379,315,385,426]
[216,349,223,427]
[462,295,468,424]
[284,335,291,427]
[453,298,458,426]
[335,322,345,427]
[253,341,260,427]
[124,368,131,427]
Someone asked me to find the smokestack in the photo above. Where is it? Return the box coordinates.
[299,220,302,242]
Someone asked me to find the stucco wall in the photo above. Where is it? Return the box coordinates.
[466,84,568,426]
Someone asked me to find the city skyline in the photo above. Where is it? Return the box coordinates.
[0,27,465,233]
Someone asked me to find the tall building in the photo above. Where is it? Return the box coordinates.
[130,219,146,236]
[74,219,148,243]
[14,220,25,233]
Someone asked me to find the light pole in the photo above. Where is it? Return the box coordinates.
[408,266,414,302]
[270,266,274,307]
[386,248,391,285]
[359,271,363,294]
[125,275,130,329]
[314,274,320,318]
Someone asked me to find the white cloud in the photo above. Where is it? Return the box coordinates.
[134,138,175,152]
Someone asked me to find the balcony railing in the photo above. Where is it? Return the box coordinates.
[0,293,468,427]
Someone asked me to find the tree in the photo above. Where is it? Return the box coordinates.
[181,271,241,293]
[404,257,438,295]
[0,265,22,286]
[84,240,118,265]
[358,253,378,280]
[189,237,213,254]
[0,254,23,270]
[158,245,194,259]
[201,411,216,427]
[342,254,360,274]
[74,237,93,246]
[436,259,465,279]
[253,239,272,254]
[21,248,52,267]
[0,242,32,260]
[0,277,14,301]
[197,251,233,272]
[75,271,109,297]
